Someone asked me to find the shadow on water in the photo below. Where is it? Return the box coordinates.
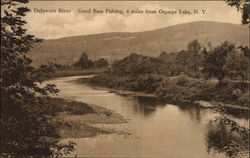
[127,96,250,158]
[123,94,249,122]
[132,96,206,120]
[129,96,166,117]
[177,104,204,122]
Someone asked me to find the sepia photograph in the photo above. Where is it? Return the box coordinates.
[1,0,249,157]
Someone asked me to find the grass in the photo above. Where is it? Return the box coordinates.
[64,101,95,115]
[43,98,95,115]
[45,97,128,138]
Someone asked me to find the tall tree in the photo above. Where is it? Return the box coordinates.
[73,52,93,69]
[1,0,75,156]
[202,41,235,85]
[94,58,109,68]
[224,51,249,83]
[225,0,250,83]
[186,39,202,72]
[175,50,189,73]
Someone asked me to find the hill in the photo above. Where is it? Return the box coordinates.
[29,21,249,66]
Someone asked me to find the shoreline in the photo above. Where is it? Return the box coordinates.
[77,78,249,111]
[93,86,157,98]
[49,98,130,138]
[49,68,107,79]
[48,76,248,140]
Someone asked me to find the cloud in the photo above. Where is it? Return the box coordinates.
[24,2,242,39]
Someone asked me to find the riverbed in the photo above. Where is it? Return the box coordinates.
[46,75,249,158]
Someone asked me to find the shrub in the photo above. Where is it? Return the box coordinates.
[238,93,249,106]
[42,98,95,115]
[186,71,203,78]
[64,101,95,115]
[176,75,189,86]
[89,72,247,106]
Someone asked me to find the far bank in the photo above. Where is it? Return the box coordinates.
[77,73,249,116]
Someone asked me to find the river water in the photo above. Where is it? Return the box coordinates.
[46,75,249,158]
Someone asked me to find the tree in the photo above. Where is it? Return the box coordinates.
[225,0,250,24]
[94,58,109,68]
[224,51,249,82]
[175,50,189,73]
[225,0,250,83]
[1,0,75,156]
[111,53,165,76]
[157,52,177,76]
[238,45,250,58]
[202,41,235,85]
[186,39,202,72]
[73,52,93,69]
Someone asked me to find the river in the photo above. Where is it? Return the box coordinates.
[46,75,249,158]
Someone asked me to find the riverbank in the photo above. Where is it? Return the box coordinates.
[194,100,250,110]
[45,98,129,138]
[92,86,157,98]
[48,75,249,158]
[77,74,249,112]
[50,68,107,78]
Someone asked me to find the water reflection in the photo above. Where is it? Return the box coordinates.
[133,96,205,120]
[46,76,249,158]
[132,96,165,116]
[178,104,204,122]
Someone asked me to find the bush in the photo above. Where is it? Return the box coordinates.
[89,73,166,94]
[42,98,95,115]
[65,101,95,115]
[186,71,203,78]
[42,98,65,115]
[89,73,248,107]
[154,76,216,102]
[176,75,189,86]
[194,82,248,104]
[238,93,249,106]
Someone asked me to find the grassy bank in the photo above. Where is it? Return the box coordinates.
[43,98,128,138]
[80,74,249,110]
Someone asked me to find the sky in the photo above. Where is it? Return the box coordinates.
[24,1,242,39]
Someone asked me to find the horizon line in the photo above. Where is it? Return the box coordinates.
[40,20,243,40]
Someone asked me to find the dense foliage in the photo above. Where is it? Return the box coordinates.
[88,40,249,106]
[72,52,108,69]
[1,0,75,156]
[73,52,93,69]
[202,41,235,84]
[54,53,109,70]
[207,106,249,158]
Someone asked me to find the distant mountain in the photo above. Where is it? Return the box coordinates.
[29,21,249,66]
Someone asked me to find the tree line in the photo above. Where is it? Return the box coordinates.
[88,40,249,106]
[54,52,109,70]
[110,40,249,85]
